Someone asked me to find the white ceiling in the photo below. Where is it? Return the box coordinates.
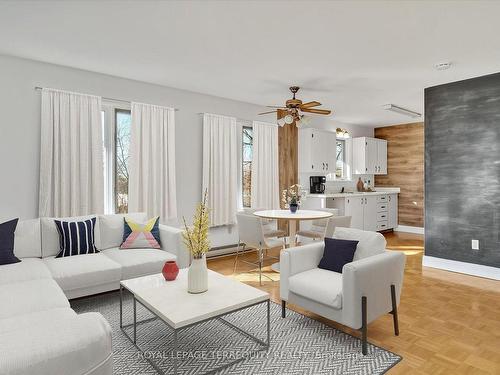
[1,0,500,127]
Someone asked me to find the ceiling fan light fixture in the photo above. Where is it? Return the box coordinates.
[284,114,294,125]
[296,115,312,128]
[260,86,332,124]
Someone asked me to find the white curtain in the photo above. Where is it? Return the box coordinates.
[251,121,280,209]
[39,88,104,217]
[128,102,177,222]
[202,113,238,226]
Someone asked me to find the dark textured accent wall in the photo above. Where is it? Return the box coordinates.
[425,72,500,268]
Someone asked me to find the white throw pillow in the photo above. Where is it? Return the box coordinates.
[14,219,41,258]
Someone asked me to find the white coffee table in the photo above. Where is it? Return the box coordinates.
[120,269,270,375]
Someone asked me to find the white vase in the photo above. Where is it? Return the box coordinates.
[188,255,208,294]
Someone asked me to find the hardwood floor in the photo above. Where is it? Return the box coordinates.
[207,231,500,374]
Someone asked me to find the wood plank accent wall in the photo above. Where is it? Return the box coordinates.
[277,109,298,232]
[375,122,424,227]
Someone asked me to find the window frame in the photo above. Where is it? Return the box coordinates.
[335,138,351,181]
[101,100,131,214]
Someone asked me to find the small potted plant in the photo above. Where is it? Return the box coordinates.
[182,189,210,293]
[282,184,304,213]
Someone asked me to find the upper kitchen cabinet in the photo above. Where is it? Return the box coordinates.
[352,137,387,175]
[298,128,336,174]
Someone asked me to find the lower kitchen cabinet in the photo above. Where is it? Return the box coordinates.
[326,193,398,232]
[344,196,364,230]
[388,193,398,229]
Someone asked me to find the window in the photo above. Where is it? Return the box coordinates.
[242,126,253,207]
[336,139,346,179]
[102,103,131,213]
[115,110,131,213]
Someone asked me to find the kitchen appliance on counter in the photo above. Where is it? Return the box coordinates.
[310,176,326,194]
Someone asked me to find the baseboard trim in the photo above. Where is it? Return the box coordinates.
[423,255,500,280]
[394,225,424,235]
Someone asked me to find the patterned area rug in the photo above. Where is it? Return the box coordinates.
[71,291,401,374]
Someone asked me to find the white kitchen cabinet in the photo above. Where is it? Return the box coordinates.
[387,193,398,229]
[298,128,336,174]
[326,193,398,232]
[363,196,378,231]
[352,137,387,175]
[377,140,387,174]
[340,195,377,231]
[344,196,364,230]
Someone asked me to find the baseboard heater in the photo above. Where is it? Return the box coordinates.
[206,244,240,258]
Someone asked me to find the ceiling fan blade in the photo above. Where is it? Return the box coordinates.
[301,108,332,115]
[266,105,288,109]
[300,101,321,108]
[258,110,278,115]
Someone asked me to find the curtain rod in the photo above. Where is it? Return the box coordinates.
[197,112,259,124]
[34,86,179,111]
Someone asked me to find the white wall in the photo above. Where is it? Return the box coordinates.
[0,54,374,246]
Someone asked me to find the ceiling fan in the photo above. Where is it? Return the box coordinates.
[258,86,332,126]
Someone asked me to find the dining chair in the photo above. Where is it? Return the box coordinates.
[234,212,283,285]
[241,208,287,246]
[295,208,343,242]
[324,215,352,237]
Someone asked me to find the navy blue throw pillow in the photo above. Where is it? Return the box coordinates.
[0,218,21,265]
[55,217,99,258]
[318,237,359,273]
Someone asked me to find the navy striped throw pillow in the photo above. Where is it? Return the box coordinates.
[54,217,99,258]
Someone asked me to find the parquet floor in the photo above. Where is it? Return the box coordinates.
[207,231,500,374]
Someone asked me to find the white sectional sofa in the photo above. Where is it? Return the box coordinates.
[0,213,189,375]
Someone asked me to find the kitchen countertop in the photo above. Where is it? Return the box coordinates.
[306,187,400,198]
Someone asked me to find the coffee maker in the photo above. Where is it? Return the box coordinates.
[310,176,326,194]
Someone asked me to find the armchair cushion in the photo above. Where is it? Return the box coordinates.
[288,268,343,309]
[333,227,386,260]
[318,238,358,273]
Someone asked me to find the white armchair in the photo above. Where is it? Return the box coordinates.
[280,227,405,355]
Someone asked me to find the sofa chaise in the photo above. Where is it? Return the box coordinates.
[0,212,189,375]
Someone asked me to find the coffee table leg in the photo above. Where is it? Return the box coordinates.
[119,285,123,328]
[133,297,137,344]
[173,330,178,375]
[267,299,271,348]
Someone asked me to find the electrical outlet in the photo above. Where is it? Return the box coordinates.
[471,240,479,250]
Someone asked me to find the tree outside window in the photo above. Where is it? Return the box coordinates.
[242,127,253,208]
[115,110,131,213]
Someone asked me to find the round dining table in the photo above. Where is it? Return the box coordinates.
[253,209,334,272]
